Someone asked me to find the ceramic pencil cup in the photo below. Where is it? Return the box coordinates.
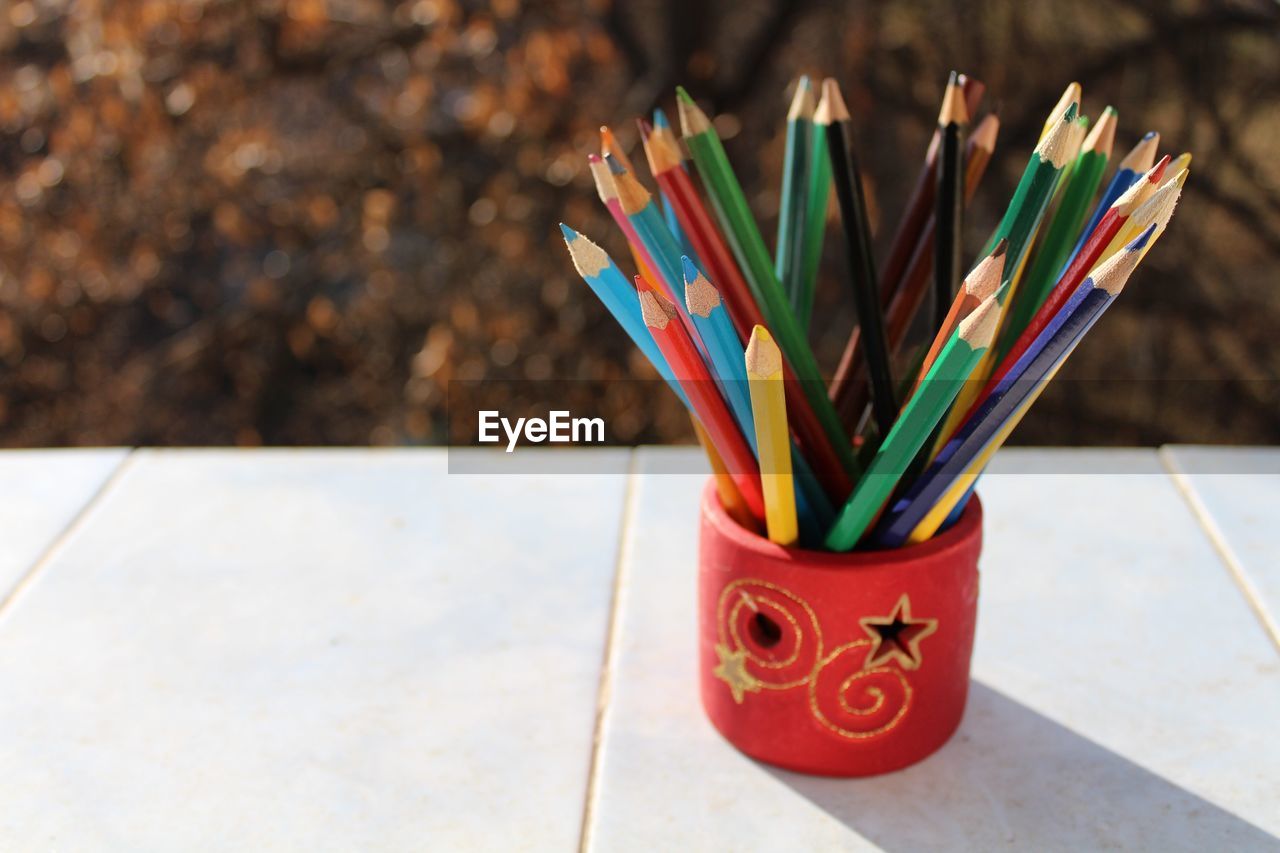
[697,479,982,777]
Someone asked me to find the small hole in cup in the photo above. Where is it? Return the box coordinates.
[748,612,782,648]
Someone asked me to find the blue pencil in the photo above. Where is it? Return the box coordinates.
[874,224,1157,547]
[560,224,687,407]
[1063,131,1158,273]
[682,257,834,541]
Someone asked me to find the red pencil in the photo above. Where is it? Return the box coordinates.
[642,120,853,503]
[638,275,767,519]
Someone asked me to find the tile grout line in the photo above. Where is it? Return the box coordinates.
[577,448,640,853]
[1159,446,1280,653]
[0,449,138,624]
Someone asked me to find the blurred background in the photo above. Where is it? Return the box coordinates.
[0,0,1276,447]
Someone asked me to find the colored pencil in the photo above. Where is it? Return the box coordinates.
[745,326,798,545]
[642,119,854,501]
[677,86,860,481]
[878,224,1158,546]
[639,277,766,519]
[817,77,898,438]
[998,107,1117,362]
[796,88,832,331]
[830,112,999,428]
[560,224,686,403]
[1065,131,1159,270]
[777,76,816,318]
[915,239,1006,389]
[825,293,1001,551]
[933,72,969,333]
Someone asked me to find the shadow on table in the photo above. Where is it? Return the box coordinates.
[767,682,1278,851]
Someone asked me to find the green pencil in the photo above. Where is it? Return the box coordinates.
[677,86,858,479]
[776,77,815,320]
[825,293,1000,551]
[996,107,1116,361]
[797,103,832,331]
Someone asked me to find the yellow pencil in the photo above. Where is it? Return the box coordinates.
[745,326,797,546]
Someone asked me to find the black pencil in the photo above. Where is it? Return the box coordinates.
[816,78,897,438]
[933,72,968,336]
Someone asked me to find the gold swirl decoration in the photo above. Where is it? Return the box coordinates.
[713,581,932,740]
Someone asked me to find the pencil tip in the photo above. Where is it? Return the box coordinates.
[787,75,817,121]
[558,222,576,240]
[676,89,712,136]
[745,325,783,377]
[1120,131,1161,171]
[938,75,969,126]
[959,293,1001,348]
[971,113,1000,151]
[653,107,670,130]
[814,78,849,124]
[993,237,1008,257]
[681,255,700,283]
[683,259,720,317]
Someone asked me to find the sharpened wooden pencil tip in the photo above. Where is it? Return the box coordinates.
[1089,226,1151,295]
[676,89,713,136]
[1034,103,1079,168]
[958,293,1001,348]
[938,77,969,126]
[1083,107,1117,157]
[638,284,676,329]
[970,113,1000,152]
[609,160,652,216]
[683,262,722,318]
[745,326,783,378]
[1113,155,1169,215]
[963,243,1007,301]
[1119,131,1160,172]
[587,155,619,204]
[787,76,816,122]
[1123,170,1186,242]
[814,78,849,125]
[642,123,683,175]
[561,225,611,279]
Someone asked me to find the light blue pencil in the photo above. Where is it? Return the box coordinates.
[560,224,687,407]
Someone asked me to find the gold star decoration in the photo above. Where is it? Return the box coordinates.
[713,643,761,703]
[858,594,938,671]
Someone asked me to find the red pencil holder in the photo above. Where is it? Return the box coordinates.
[698,479,983,777]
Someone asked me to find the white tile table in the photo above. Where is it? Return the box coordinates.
[0,447,1275,851]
